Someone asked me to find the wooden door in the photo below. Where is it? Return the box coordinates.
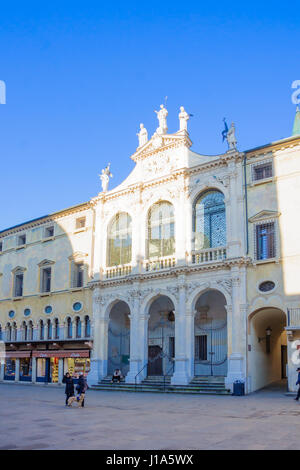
[148,345,163,376]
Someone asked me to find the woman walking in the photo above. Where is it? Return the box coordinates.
[76,374,88,407]
[62,372,75,406]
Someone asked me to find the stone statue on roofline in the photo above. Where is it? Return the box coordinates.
[137,123,148,147]
[227,122,237,149]
[178,106,190,131]
[222,119,237,150]
[99,163,113,192]
[154,104,168,135]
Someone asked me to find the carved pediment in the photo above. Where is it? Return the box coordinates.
[38,259,55,267]
[68,251,88,262]
[11,266,27,273]
[131,131,192,163]
[248,210,281,223]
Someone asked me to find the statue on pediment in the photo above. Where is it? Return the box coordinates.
[154,104,168,134]
[137,123,148,147]
[226,122,237,149]
[179,106,190,131]
[99,163,113,192]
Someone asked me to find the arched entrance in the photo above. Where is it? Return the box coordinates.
[107,301,130,377]
[147,295,175,377]
[248,307,287,392]
[194,289,227,377]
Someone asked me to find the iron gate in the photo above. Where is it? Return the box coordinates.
[194,320,227,376]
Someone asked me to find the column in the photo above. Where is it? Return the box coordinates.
[136,314,150,383]
[15,358,20,382]
[58,358,64,384]
[226,160,243,259]
[175,179,187,266]
[171,278,190,385]
[125,292,142,383]
[31,357,37,383]
[185,309,195,381]
[225,266,247,392]
[0,359,4,381]
[87,288,109,386]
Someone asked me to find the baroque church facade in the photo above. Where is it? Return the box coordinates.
[1,105,300,394]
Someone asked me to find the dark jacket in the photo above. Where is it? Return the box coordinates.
[77,375,88,394]
[62,375,75,395]
[296,372,300,386]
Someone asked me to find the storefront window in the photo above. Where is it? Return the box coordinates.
[20,358,32,381]
[4,359,16,380]
[50,357,59,383]
[36,358,47,382]
[64,358,90,378]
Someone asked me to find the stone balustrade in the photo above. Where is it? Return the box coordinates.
[191,247,227,264]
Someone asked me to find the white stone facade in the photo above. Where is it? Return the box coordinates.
[1,106,300,394]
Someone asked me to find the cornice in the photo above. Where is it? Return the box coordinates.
[88,257,252,289]
[245,136,300,160]
[0,203,91,238]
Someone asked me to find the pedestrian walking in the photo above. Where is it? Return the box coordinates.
[295,367,300,401]
[62,372,75,406]
[76,374,88,407]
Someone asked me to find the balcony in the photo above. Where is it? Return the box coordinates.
[105,264,132,279]
[287,309,300,328]
[191,247,227,265]
[144,256,176,272]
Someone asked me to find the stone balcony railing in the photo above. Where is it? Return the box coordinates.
[287,309,300,328]
[191,247,227,264]
[105,264,132,279]
[144,256,176,272]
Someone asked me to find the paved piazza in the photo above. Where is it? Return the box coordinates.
[0,382,299,450]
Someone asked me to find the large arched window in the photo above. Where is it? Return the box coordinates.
[107,213,132,266]
[194,190,226,250]
[147,201,175,258]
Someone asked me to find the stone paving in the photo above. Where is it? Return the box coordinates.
[0,381,299,450]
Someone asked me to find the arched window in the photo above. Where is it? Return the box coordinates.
[84,316,91,338]
[194,190,226,250]
[47,319,52,340]
[22,321,28,341]
[67,317,72,339]
[40,320,44,340]
[147,201,175,258]
[54,318,60,339]
[75,317,81,338]
[28,321,33,341]
[6,323,12,342]
[107,213,132,266]
[12,322,17,341]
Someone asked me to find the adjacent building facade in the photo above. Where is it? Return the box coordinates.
[1,105,300,394]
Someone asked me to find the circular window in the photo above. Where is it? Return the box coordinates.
[73,302,82,312]
[24,308,31,317]
[259,281,275,292]
[8,310,15,318]
[44,305,53,314]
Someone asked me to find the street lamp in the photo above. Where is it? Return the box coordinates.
[258,326,272,353]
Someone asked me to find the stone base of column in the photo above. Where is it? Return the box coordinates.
[125,359,143,384]
[225,353,245,393]
[87,359,107,387]
[171,358,190,385]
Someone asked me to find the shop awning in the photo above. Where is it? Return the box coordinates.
[5,351,32,358]
[32,350,90,358]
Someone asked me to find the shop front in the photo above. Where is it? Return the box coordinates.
[4,351,32,381]
[33,350,90,384]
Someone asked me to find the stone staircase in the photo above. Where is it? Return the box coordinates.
[91,375,231,395]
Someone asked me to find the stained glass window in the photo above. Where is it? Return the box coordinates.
[194,191,226,250]
[107,213,132,266]
[147,201,175,258]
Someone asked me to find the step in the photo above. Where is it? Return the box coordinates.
[91,385,231,395]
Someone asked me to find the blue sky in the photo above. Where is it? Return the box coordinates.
[1,1,299,230]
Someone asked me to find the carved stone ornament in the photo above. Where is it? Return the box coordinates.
[216,279,232,294]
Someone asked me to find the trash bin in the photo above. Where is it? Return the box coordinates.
[233,380,245,396]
